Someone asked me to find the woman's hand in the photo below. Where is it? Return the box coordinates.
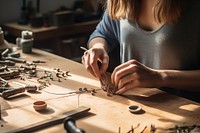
[82,46,109,79]
[111,60,164,94]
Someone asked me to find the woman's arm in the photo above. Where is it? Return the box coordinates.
[111,60,200,94]
[83,10,120,78]
[159,69,200,91]
[89,38,109,52]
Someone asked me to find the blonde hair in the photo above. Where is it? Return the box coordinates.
[106,0,185,24]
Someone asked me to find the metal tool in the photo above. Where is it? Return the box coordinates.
[32,60,46,63]
[0,60,15,66]
[64,117,85,133]
[0,84,37,99]
[0,77,8,87]
[1,48,10,57]
[0,87,25,99]
[12,81,37,91]
[2,57,26,63]
[8,52,20,58]
[0,71,20,80]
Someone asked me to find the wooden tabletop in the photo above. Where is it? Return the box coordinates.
[1,21,99,56]
[1,48,200,133]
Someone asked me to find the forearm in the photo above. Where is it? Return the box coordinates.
[89,38,110,52]
[159,69,200,92]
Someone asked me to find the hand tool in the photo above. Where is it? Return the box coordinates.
[2,57,26,63]
[0,71,20,80]
[0,87,25,99]
[64,117,85,133]
[8,52,20,58]
[32,60,46,63]
[0,84,37,99]
[12,81,37,91]
[0,60,15,66]
[0,77,8,87]
[1,48,10,57]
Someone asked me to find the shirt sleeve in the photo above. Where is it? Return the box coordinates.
[88,11,120,51]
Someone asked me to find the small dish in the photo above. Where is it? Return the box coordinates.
[33,101,47,111]
[128,105,142,113]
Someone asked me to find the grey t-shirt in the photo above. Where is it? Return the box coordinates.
[88,1,200,102]
[89,1,200,71]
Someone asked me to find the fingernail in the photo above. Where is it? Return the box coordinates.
[115,91,120,94]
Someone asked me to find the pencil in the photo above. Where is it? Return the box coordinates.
[80,46,88,51]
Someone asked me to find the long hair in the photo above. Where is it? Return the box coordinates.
[106,0,185,24]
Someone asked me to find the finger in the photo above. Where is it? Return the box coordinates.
[99,55,109,75]
[115,80,138,94]
[82,52,97,78]
[112,60,139,74]
[111,59,142,85]
[111,60,138,83]
[112,63,138,88]
[90,51,101,79]
[117,72,137,89]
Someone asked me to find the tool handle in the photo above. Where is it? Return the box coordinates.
[0,60,15,66]
[0,71,20,80]
[63,117,85,133]
[1,87,25,98]
[0,87,13,93]
[3,57,26,63]
[25,85,37,91]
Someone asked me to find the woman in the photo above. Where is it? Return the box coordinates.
[82,0,200,102]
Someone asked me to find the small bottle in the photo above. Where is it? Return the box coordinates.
[16,37,21,50]
[21,30,33,53]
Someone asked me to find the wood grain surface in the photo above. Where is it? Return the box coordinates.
[1,47,200,133]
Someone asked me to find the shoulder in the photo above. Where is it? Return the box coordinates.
[97,10,121,33]
[101,11,120,25]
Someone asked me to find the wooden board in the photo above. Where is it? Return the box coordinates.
[5,106,90,133]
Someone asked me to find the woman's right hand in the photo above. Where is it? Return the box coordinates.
[82,46,109,79]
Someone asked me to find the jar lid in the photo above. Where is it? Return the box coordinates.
[21,30,33,39]
[128,105,142,113]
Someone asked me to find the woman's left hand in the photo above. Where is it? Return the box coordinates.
[111,59,164,94]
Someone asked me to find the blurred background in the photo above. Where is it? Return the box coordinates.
[0,0,104,62]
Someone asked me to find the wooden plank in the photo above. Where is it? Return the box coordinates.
[6,106,90,133]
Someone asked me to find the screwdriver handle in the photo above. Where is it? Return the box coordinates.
[3,57,26,63]
[63,117,85,133]
[1,87,25,99]
[25,85,37,91]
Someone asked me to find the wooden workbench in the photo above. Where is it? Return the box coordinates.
[2,21,99,41]
[1,47,200,133]
[1,20,99,57]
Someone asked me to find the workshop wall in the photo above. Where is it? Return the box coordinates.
[0,0,76,24]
